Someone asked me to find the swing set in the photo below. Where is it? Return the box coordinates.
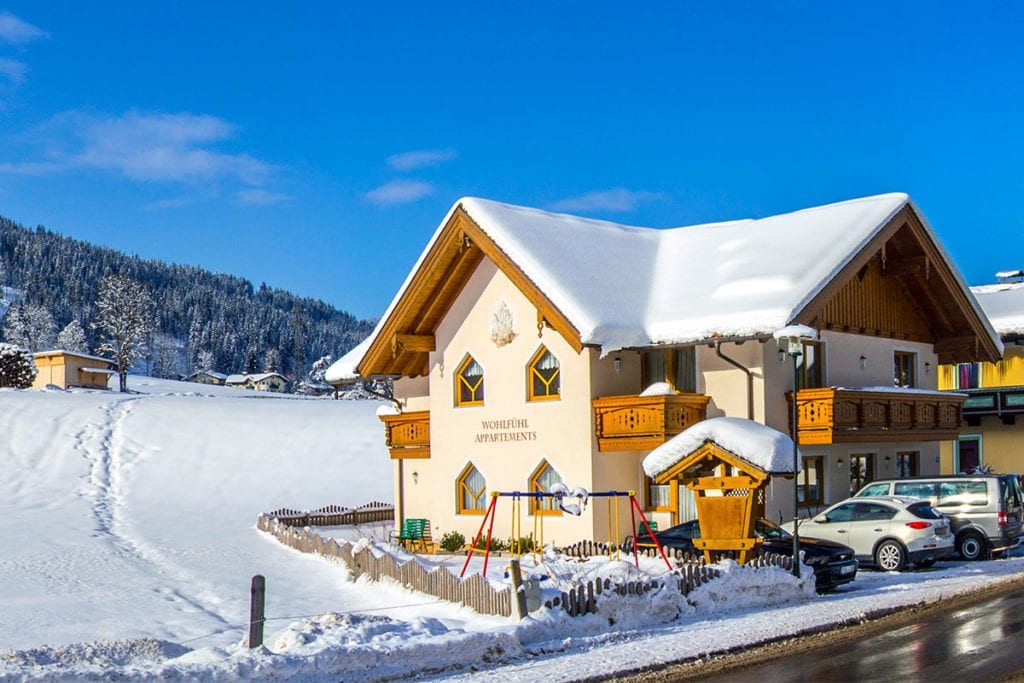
[459,489,673,578]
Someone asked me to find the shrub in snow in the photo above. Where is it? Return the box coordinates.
[439,530,466,552]
[0,342,37,388]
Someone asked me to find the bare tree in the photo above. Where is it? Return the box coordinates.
[92,274,156,392]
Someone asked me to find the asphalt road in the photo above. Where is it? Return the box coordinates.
[713,589,1024,681]
[615,573,1024,682]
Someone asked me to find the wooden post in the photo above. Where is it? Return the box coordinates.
[507,559,528,620]
[249,574,265,648]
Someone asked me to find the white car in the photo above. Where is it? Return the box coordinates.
[783,495,954,571]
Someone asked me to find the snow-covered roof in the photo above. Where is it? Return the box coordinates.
[226,372,286,384]
[79,367,116,375]
[971,282,1024,337]
[457,193,914,352]
[325,336,373,384]
[643,417,799,478]
[33,349,114,365]
[188,370,228,380]
[357,191,1000,376]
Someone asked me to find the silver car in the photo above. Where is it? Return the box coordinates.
[784,495,953,571]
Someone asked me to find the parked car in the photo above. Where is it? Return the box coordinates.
[855,475,1023,560]
[785,495,953,571]
[624,518,858,591]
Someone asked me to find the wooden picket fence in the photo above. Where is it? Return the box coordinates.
[257,514,795,621]
[264,501,394,527]
[545,551,794,618]
[257,514,514,617]
[560,539,707,564]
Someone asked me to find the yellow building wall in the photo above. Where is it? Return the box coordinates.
[942,423,1023,475]
[939,344,1024,389]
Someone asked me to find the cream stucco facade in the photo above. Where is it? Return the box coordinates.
[390,256,949,545]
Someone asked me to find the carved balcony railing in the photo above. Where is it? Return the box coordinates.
[379,410,431,459]
[593,393,711,452]
[787,388,966,445]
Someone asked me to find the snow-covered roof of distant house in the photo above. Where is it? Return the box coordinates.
[971,282,1024,337]
[32,349,115,365]
[325,336,373,384]
[643,417,799,478]
[188,370,228,380]
[226,372,286,384]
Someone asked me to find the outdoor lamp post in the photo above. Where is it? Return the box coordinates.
[773,324,818,578]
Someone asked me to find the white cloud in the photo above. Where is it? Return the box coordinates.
[0,12,49,44]
[365,179,434,205]
[0,110,277,189]
[0,58,26,86]
[548,188,666,213]
[237,188,291,205]
[386,148,457,171]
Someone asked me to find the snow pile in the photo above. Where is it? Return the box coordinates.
[644,416,798,477]
[686,559,817,614]
[0,638,189,668]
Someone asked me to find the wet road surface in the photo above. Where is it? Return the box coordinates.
[712,588,1024,681]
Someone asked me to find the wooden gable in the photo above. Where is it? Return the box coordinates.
[359,206,583,377]
[652,441,770,486]
[794,205,1000,364]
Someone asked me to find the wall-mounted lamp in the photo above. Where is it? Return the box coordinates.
[924,362,931,375]
[836,458,845,469]
[412,471,419,485]
[778,349,786,365]
[884,455,892,466]
[613,357,622,373]
[859,355,867,370]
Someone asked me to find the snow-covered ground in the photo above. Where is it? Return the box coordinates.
[1,377,1022,682]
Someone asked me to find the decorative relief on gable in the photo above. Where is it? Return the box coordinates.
[490,301,516,347]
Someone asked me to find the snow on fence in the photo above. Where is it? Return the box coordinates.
[257,514,794,621]
[560,540,707,564]
[264,501,394,527]
[257,514,514,617]
[546,551,794,618]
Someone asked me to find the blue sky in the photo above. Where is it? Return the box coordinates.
[0,3,1021,319]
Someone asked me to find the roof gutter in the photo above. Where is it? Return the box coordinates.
[715,341,755,420]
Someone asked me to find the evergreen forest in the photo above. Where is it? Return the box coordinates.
[0,214,376,380]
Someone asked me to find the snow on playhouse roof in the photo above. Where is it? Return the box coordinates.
[643,417,799,479]
[971,281,1024,337]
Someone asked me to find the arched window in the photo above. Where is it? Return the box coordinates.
[528,347,560,401]
[529,460,563,516]
[457,463,487,514]
[456,355,484,406]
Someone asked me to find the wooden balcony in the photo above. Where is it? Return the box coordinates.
[593,393,710,452]
[788,388,965,445]
[379,410,431,459]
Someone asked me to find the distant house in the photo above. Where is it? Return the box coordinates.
[186,370,228,386]
[939,273,1024,474]
[32,350,115,390]
[225,372,288,393]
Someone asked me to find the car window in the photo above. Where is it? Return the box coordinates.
[907,502,943,520]
[893,482,936,501]
[999,477,1021,510]
[859,483,891,497]
[936,481,988,507]
[755,520,789,540]
[823,503,856,523]
[853,502,897,521]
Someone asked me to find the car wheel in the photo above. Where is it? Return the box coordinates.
[957,531,989,561]
[874,540,907,571]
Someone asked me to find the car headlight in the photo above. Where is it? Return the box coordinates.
[803,554,828,567]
